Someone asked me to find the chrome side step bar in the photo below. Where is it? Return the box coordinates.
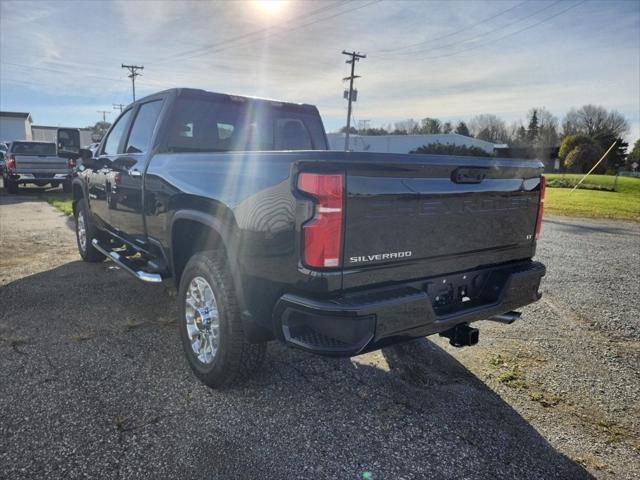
[487,311,522,324]
[91,239,163,284]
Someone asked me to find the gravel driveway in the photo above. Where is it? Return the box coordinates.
[1,189,638,479]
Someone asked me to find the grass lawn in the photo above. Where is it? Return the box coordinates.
[41,174,639,222]
[544,174,640,222]
[47,197,73,216]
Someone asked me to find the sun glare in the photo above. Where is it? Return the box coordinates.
[253,0,288,17]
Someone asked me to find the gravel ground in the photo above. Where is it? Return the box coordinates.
[0,189,638,479]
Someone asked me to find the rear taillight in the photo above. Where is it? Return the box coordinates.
[535,176,546,240]
[298,173,344,269]
[6,154,16,171]
[67,158,76,169]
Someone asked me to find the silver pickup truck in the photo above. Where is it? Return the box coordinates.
[2,141,75,193]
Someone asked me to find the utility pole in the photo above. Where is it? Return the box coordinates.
[358,119,370,133]
[342,50,366,151]
[121,64,144,101]
[113,103,126,113]
[97,110,110,122]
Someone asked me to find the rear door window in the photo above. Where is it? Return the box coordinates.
[125,100,163,154]
[274,118,312,150]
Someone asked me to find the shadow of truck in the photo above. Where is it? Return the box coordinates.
[0,260,592,479]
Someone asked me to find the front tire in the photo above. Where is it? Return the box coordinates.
[178,252,266,388]
[75,198,105,262]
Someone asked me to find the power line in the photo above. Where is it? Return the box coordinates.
[97,110,111,122]
[416,0,587,61]
[358,119,371,132]
[342,50,366,151]
[375,0,529,54]
[385,0,563,57]
[158,0,381,65]
[155,1,344,64]
[121,64,144,101]
[113,103,126,113]
[0,61,124,83]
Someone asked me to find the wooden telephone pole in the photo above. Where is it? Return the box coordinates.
[342,50,366,151]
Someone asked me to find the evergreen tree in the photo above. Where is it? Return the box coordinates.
[454,121,470,137]
[527,109,539,143]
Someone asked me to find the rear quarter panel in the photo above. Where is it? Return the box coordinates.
[144,152,341,322]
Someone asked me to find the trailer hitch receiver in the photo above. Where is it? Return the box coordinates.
[439,323,479,347]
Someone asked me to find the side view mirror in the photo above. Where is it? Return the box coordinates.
[80,148,93,162]
[57,128,81,154]
[78,148,97,168]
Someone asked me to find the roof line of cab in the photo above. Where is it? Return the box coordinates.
[132,87,318,112]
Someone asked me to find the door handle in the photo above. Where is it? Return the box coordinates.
[130,169,142,178]
[451,167,487,184]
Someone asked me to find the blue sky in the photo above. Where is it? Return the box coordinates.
[1,0,639,142]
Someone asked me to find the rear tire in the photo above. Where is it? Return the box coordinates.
[5,179,18,194]
[75,198,105,262]
[178,251,266,388]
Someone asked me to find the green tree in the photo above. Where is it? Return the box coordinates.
[87,121,111,140]
[535,108,559,150]
[454,121,471,137]
[593,133,627,173]
[392,119,419,135]
[627,139,640,169]
[410,142,491,157]
[420,117,442,134]
[559,135,603,173]
[361,127,388,136]
[527,109,539,143]
[339,126,358,134]
[564,143,603,173]
[442,121,453,134]
[468,114,508,143]
[562,105,629,139]
[508,124,528,147]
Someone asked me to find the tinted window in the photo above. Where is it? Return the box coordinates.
[103,109,133,155]
[125,100,163,154]
[166,97,326,152]
[11,142,56,156]
[274,118,312,150]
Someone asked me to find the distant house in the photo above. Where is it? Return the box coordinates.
[327,133,504,155]
[0,111,33,142]
[32,125,94,147]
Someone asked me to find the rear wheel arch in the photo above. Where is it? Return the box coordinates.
[170,211,235,285]
[170,211,270,342]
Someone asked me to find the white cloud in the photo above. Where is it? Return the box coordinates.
[1,0,638,141]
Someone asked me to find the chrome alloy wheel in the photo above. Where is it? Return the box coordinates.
[77,210,87,253]
[185,276,220,364]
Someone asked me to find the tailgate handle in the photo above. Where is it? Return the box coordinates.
[452,167,487,184]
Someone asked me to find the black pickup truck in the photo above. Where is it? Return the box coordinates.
[71,88,546,388]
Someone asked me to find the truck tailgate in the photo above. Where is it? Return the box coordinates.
[342,155,543,289]
[15,155,69,172]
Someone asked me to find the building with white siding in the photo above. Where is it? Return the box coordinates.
[0,111,33,142]
[32,125,94,147]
